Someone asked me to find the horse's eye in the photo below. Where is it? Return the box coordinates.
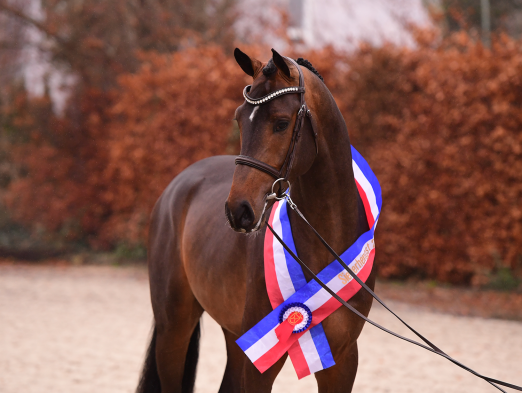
[274,121,289,133]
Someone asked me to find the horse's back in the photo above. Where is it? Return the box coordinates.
[148,155,249,333]
[154,154,236,211]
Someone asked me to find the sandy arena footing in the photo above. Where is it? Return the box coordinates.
[1,264,521,392]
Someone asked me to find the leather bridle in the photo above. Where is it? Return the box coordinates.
[235,58,318,182]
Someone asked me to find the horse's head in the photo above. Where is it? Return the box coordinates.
[225,48,319,233]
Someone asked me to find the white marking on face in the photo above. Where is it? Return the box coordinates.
[249,106,259,122]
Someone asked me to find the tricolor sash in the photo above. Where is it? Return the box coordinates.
[236,146,382,379]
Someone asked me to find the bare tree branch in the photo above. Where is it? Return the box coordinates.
[0,1,66,46]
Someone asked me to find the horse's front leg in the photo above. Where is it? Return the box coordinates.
[241,350,287,392]
[314,340,359,393]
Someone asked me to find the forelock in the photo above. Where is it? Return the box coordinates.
[262,59,277,77]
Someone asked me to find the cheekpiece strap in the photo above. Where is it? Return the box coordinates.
[243,85,305,106]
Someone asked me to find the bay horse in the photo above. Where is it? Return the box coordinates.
[137,48,375,393]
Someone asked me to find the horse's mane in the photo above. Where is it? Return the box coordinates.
[261,58,324,82]
[295,58,324,82]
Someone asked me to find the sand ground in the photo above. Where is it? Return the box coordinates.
[1,263,521,393]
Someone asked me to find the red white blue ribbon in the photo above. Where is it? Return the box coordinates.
[236,146,382,379]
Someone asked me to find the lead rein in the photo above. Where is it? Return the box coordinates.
[266,195,522,392]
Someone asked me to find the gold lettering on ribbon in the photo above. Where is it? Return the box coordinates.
[338,271,351,285]
[336,240,375,285]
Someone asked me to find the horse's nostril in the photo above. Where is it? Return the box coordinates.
[239,201,255,229]
[226,199,256,231]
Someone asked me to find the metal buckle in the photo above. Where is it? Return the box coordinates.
[266,178,291,201]
[254,179,291,232]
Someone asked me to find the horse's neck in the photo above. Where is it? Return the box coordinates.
[289,103,363,271]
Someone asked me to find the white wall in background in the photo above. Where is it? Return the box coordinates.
[19,0,75,115]
[236,0,431,51]
[20,0,431,113]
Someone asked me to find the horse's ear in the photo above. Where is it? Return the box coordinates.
[234,48,262,78]
[271,48,291,79]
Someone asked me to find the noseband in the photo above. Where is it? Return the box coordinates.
[235,58,318,182]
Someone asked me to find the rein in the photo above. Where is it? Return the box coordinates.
[235,60,522,391]
[268,192,522,393]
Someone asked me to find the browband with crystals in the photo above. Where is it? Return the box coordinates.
[243,85,305,105]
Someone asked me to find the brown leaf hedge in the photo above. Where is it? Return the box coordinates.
[337,32,522,284]
[5,46,247,248]
[100,47,246,246]
[6,32,522,284]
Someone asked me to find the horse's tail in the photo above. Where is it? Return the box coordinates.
[136,321,201,393]
[182,320,201,393]
[136,325,161,393]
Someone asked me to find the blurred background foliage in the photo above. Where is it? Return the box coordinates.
[440,0,522,37]
[0,0,521,289]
